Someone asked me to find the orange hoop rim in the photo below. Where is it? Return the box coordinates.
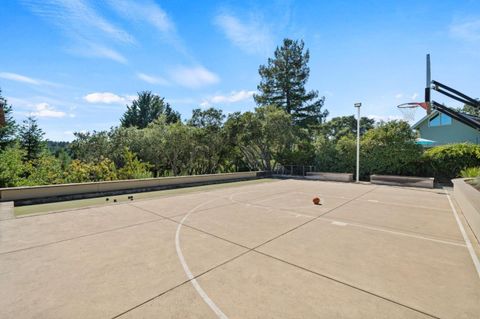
[396,102,429,111]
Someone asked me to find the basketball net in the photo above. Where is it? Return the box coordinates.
[397,102,429,122]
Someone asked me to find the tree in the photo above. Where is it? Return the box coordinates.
[361,120,422,178]
[24,151,64,186]
[163,122,194,176]
[254,38,328,127]
[70,131,111,162]
[18,116,45,161]
[188,107,225,129]
[0,144,27,187]
[228,105,296,171]
[0,89,17,150]
[458,102,480,117]
[187,108,227,174]
[319,116,375,141]
[121,91,180,128]
[65,157,117,183]
[117,148,152,179]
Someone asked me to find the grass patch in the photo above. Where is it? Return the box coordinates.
[14,178,276,217]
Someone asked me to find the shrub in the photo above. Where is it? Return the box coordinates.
[22,151,64,186]
[360,121,422,178]
[65,157,118,183]
[460,167,480,178]
[117,148,152,180]
[423,143,480,180]
[0,144,28,187]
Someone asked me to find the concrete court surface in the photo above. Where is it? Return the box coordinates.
[1,179,479,319]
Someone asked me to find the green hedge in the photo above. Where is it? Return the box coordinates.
[423,143,480,180]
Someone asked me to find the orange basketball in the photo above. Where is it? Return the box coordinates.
[312,197,321,205]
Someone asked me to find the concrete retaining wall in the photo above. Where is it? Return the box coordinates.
[305,172,353,182]
[0,171,263,204]
[370,175,434,189]
[452,178,480,244]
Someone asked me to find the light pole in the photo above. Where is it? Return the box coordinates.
[354,103,361,182]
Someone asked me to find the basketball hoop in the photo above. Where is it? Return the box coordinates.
[396,102,429,121]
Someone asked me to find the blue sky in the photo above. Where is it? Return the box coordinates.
[1,0,479,141]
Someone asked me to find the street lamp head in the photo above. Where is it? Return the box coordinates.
[354,102,362,108]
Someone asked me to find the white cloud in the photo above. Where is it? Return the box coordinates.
[368,114,404,122]
[170,66,219,88]
[0,72,40,85]
[167,97,196,105]
[31,103,66,118]
[22,0,134,63]
[0,72,60,86]
[214,12,273,55]
[106,0,188,55]
[83,92,127,104]
[394,92,419,101]
[450,18,480,42]
[107,0,174,33]
[207,90,256,104]
[80,43,128,64]
[136,72,169,85]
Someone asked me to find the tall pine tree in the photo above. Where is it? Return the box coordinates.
[121,91,180,128]
[18,116,45,161]
[0,89,17,150]
[254,39,328,127]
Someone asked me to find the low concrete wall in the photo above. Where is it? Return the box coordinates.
[452,178,480,244]
[305,172,353,182]
[0,171,263,204]
[370,175,434,189]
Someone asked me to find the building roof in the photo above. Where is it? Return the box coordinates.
[412,107,480,131]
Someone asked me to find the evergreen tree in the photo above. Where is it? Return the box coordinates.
[188,107,225,129]
[254,39,328,127]
[0,89,17,150]
[121,91,180,128]
[18,116,45,161]
[458,102,480,117]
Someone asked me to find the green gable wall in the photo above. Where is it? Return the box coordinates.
[415,116,480,146]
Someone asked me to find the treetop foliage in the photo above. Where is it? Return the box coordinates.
[18,116,45,161]
[188,107,225,129]
[121,91,180,128]
[254,38,328,127]
[458,102,480,117]
[318,116,375,141]
[0,89,17,150]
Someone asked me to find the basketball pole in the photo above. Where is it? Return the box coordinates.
[425,54,431,112]
[354,102,362,183]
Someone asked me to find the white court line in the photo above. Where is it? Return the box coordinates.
[444,189,480,279]
[175,199,229,319]
[230,190,466,248]
[323,217,467,248]
[228,193,315,218]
